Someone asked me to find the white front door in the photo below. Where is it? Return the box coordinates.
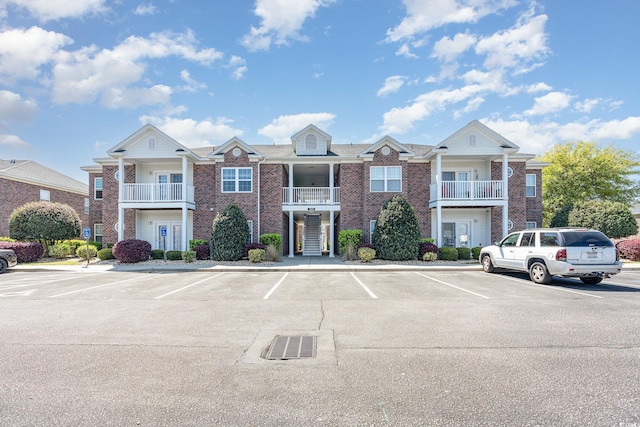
[442,221,472,247]
[155,221,182,251]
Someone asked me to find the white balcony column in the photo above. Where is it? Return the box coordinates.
[118,157,125,202]
[288,210,294,258]
[118,206,124,242]
[181,207,188,251]
[181,156,188,202]
[502,153,509,237]
[435,204,442,246]
[329,211,335,257]
[288,164,294,205]
[435,153,442,199]
[329,163,334,204]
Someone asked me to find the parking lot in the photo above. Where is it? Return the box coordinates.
[1,268,639,426]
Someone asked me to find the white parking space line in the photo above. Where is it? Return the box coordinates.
[49,276,143,298]
[350,273,378,299]
[0,273,102,290]
[495,275,603,298]
[415,272,489,299]
[263,273,288,300]
[155,273,225,299]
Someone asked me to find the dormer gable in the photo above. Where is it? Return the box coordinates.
[291,124,332,156]
[359,135,415,161]
[208,137,263,161]
[425,120,519,159]
[107,124,200,160]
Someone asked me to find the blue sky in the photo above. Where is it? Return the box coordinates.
[1,0,639,183]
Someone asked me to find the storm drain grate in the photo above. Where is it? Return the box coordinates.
[265,335,316,360]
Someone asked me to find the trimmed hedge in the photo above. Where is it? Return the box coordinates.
[165,250,182,261]
[456,247,471,260]
[339,230,362,255]
[75,245,98,259]
[248,248,265,263]
[471,246,482,260]
[150,249,165,260]
[259,234,282,252]
[438,247,458,261]
[181,251,196,263]
[0,241,44,263]
[112,239,151,263]
[617,239,640,261]
[358,247,376,262]
[97,248,114,260]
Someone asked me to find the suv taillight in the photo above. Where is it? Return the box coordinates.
[556,249,567,262]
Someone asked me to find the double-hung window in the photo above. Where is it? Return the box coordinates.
[370,166,401,192]
[94,177,103,200]
[222,167,252,192]
[526,174,536,197]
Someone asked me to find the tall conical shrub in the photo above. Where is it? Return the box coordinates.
[210,203,250,261]
[372,195,420,261]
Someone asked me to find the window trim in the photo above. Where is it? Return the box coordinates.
[369,220,376,244]
[84,198,90,215]
[370,166,402,192]
[40,189,50,201]
[526,173,536,197]
[94,177,103,200]
[221,167,253,193]
[247,220,253,244]
[94,223,103,244]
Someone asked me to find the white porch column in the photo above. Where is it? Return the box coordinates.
[329,211,335,257]
[182,207,188,251]
[288,163,294,204]
[117,157,125,242]
[181,156,188,202]
[118,207,124,242]
[436,204,442,246]
[288,210,295,257]
[502,153,509,237]
[435,153,442,199]
[329,163,334,204]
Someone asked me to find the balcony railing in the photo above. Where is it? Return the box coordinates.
[282,187,340,205]
[430,180,505,201]
[121,183,195,204]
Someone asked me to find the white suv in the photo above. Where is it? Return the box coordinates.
[479,228,622,284]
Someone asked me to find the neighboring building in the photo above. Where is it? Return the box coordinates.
[0,159,90,237]
[82,120,546,256]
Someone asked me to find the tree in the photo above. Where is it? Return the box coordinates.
[540,141,640,226]
[210,203,250,261]
[372,195,421,261]
[9,201,81,252]
[568,201,638,239]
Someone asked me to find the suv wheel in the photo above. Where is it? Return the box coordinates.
[0,259,7,274]
[529,261,552,284]
[580,277,603,285]
[481,255,495,273]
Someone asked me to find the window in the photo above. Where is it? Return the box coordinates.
[40,189,50,201]
[370,166,401,192]
[148,137,156,150]
[468,134,477,146]
[501,233,520,247]
[526,174,536,197]
[247,220,253,243]
[94,177,103,199]
[525,221,537,229]
[94,224,103,244]
[369,220,376,244]
[222,167,252,192]
[519,232,535,247]
[540,232,559,246]
[305,134,317,150]
[507,167,513,178]
[84,198,90,214]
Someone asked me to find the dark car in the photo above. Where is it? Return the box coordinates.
[0,248,18,273]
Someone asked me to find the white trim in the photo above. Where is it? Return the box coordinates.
[370,165,402,192]
[221,167,253,193]
[94,177,103,200]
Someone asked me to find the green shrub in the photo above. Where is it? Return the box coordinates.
[420,237,435,243]
[0,237,16,242]
[165,250,182,260]
[260,234,282,252]
[471,247,482,260]
[358,247,376,262]
[338,230,362,255]
[211,203,250,261]
[76,245,97,259]
[9,201,81,252]
[248,248,265,263]
[97,248,114,260]
[181,251,196,263]
[150,249,165,260]
[48,243,70,259]
[189,239,207,250]
[265,244,280,262]
[372,195,421,261]
[456,247,471,260]
[423,252,437,261]
[438,247,458,261]
[568,200,638,239]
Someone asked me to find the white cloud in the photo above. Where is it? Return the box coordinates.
[524,91,573,116]
[241,0,335,51]
[134,3,157,15]
[51,30,223,107]
[1,0,107,21]
[258,112,336,144]
[0,133,30,148]
[431,32,477,63]
[0,26,72,83]
[386,0,517,42]
[574,98,600,113]
[179,70,207,93]
[526,82,552,93]
[140,115,244,147]
[377,76,407,97]
[226,56,247,80]
[591,117,640,140]
[395,43,419,59]
[0,90,38,121]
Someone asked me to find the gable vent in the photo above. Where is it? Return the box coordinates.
[148,137,157,150]
[305,134,318,150]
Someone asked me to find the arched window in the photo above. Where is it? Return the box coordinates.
[305,134,318,150]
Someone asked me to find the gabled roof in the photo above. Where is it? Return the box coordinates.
[425,119,519,158]
[209,137,264,158]
[359,135,416,158]
[291,124,332,145]
[0,159,88,194]
[107,123,192,155]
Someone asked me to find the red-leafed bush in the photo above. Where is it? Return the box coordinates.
[0,241,45,263]
[244,243,266,258]
[616,239,640,261]
[112,239,152,263]
[419,242,439,259]
[194,244,210,260]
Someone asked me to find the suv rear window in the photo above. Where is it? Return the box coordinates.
[561,231,613,247]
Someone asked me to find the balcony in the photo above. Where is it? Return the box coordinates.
[121,183,195,204]
[430,180,505,202]
[282,187,340,205]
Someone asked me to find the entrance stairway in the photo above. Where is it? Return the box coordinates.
[303,214,322,256]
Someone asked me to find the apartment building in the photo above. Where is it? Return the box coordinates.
[82,120,545,257]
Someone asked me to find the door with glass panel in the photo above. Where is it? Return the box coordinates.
[156,173,182,201]
[155,222,182,251]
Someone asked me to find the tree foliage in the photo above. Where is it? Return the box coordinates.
[372,195,421,260]
[567,201,638,239]
[210,203,250,261]
[540,141,640,225]
[8,201,81,251]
